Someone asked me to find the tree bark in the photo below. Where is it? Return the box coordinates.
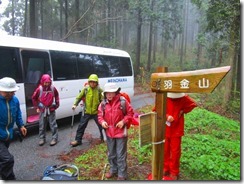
[147,0,155,71]
[11,0,15,35]
[223,15,239,107]
[29,0,37,38]
[23,0,28,36]
[135,8,142,76]
[64,0,68,41]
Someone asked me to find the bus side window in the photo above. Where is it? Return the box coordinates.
[118,57,133,76]
[25,70,34,83]
[50,51,78,81]
[21,51,51,80]
[21,50,51,107]
[32,70,42,84]
[93,55,110,77]
[92,55,133,77]
[0,47,22,82]
[77,54,93,79]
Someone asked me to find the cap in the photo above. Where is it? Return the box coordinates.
[103,83,121,93]
[167,93,185,99]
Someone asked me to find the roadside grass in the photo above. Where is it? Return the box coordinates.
[181,107,240,180]
[74,106,240,181]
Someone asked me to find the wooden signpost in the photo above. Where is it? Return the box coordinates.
[151,66,231,93]
[139,66,231,180]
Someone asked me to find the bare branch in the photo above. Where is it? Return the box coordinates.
[72,16,123,34]
[61,0,96,41]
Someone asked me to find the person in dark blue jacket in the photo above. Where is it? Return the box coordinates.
[0,77,27,180]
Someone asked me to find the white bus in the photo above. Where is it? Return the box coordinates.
[0,35,134,127]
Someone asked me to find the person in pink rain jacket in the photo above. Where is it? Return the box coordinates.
[32,74,59,146]
[98,83,134,180]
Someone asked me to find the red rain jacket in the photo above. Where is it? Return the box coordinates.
[32,74,59,112]
[165,95,197,137]
[153,95,197,137]
[98,94,134,138]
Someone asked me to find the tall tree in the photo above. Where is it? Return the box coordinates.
[59,0,64,38]
[135,6,142,76]
[29,0,37,38]
[23,0,28,36]
[157,0,183,64]
[179,0,187,69]
[64,0,68,41]
[147,0,155,71]
[40,0,44,38]
[11,0,15,35]
[192,0,240,107]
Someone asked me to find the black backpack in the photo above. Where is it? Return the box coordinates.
[41,164,79,180]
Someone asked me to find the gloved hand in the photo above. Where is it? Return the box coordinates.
[38,103,44,108]
[51,102,56,108]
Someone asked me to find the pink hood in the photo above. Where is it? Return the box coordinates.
[40,74,52,86]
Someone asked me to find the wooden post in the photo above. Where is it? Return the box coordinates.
[149,65,231,180]
[152,66,167,180]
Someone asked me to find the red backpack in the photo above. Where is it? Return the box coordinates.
[120,92,131,103]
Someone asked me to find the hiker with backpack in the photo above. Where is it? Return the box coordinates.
[70,74,104,147]
[98,83,134,180]
[0,77,27,180]
[32,74,60,146]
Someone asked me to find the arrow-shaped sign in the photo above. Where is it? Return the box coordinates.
[151,66,231,93]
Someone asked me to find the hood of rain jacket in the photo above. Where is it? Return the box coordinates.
[32,74,59,112]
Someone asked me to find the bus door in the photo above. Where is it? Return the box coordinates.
[21,50,51,125]
[0,47,26,123]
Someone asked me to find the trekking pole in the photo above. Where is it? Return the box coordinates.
[71,109,75,129]
[69,110,75,143]
[101,163,109,180]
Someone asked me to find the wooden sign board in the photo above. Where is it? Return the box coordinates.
[151,66,231,93]
[139,112,156,147]
[148,65,231,180]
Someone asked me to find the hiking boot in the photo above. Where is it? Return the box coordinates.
[50,139,57,146]
[70,140,82,147]
[117,176,126,180]
[39,139,45,146]
[105,172,116,179]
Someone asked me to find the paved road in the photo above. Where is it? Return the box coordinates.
[9,93,155,180]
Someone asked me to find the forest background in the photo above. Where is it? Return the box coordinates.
[0,0,241,119]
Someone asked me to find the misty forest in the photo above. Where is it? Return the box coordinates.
[0,0,240,117]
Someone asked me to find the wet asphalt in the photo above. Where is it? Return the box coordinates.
[8,93,155,180]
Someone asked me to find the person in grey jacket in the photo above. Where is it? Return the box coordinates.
[0,77,27,180]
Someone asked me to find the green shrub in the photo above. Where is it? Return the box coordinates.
[181,108,240,180]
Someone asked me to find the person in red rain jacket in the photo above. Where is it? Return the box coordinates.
[98,83,134,180]
[148,92,197,180]
[32,74,60,146]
